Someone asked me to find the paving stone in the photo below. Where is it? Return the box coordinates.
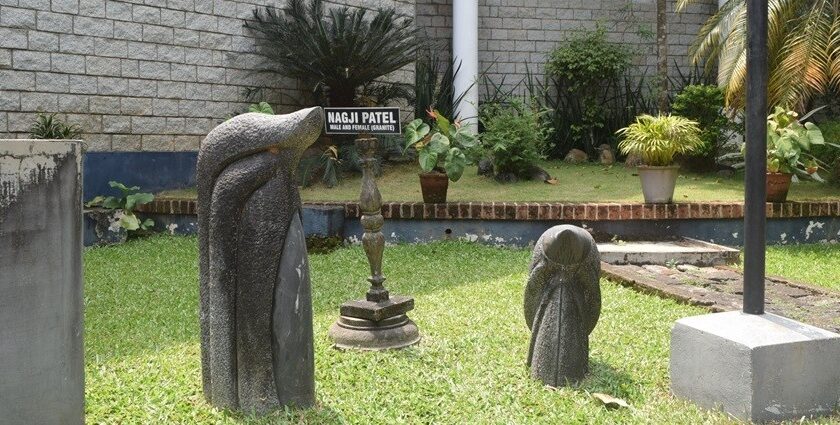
[603,263,840,333]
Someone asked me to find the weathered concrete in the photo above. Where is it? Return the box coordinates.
[671,311,840,422]
[524,225,601,386]
[597,238,739,266]
[197,108,323,413]
[0,140,84,425]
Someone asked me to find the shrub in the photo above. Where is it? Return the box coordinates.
[617,114,704,166]
[671,84,729,171]
[479,99,552,179]
[814,120,840,184]
[30,113,82,139]
[415,47,468,123]
[246,0,418,108]
[544,26,643,158]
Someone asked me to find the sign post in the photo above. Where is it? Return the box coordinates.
[326,107,420,351]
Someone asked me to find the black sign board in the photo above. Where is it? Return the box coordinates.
[323,107,401,135]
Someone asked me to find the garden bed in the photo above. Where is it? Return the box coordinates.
[83,236,838,423]
[156,162,840,204]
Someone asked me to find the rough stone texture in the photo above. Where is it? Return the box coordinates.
[0,0,413,151]
[196,107,323,413]
[671,311,840,422]
[0,139,84,425]
[602,263,840,333]
[416,0,716,96]
[563,148,588,163]
[524,225,601,386]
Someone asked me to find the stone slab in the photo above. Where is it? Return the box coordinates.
[597,237,739,266]
[602,263,840,333]
[340,296,415,322]
[0,140,84,425]
[671,311,840,422]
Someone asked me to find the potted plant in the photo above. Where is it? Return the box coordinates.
[84,181,155,245]
[404,109,477,203]
[737,107,831,202]
[617,114,704,203]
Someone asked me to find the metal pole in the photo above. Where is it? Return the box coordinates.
[743,0,768,314]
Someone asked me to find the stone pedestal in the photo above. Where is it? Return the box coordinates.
[328,137,420,350]
[0,140,84,425]
[671,311,840,422]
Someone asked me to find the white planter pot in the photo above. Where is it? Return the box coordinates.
[637,165,680,203]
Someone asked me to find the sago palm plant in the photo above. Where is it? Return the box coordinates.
[617,114,704,166]
[246,0,418,107]
[677,0,840,111]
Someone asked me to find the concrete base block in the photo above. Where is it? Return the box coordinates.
[671,311,840,422]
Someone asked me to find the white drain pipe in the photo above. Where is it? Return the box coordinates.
[452,0,479,132]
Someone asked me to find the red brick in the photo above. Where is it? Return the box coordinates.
[538,203,552,220]
[607,204,620,220]
[423,203,435,219]
[481,203,494,219]
[527,203,539,220]
[674,203,688,219]
[470,202,482,219]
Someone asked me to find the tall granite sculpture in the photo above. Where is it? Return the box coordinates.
[1,140,84,425]
[197,107,323,413]
[524,225,601,386]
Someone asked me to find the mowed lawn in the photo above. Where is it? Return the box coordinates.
[159,162,840,203]
[765,244,840,291]
[83,236,840,424]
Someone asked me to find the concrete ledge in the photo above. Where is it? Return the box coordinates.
[671,311,840,422]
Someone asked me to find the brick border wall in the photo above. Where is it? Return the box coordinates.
[138,199,840,221]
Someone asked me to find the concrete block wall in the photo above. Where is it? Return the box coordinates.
[0,0,414,152]
[416,0,716,97]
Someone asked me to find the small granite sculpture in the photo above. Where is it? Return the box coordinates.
[197,107,323,413]
[524,225,601,386]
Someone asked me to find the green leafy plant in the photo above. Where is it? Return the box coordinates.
[248,102,275,114]
[721,107,839,179]
[479,99,552,180]
[544,26,639,157]
[246,0,418,107]
[671,84,733,170]
[812,120,840,184]
[415,47,470,123]
[678,0,840,111]
[404,109,478,182]
[85,181,155,231]
[299,145,341,188]
[30,113,82,139]
[765,107,833,178]
[616,114,705,166]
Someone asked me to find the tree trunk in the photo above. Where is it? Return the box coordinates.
[657,0,669,113]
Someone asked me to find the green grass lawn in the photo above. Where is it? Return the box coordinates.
[83,236,840,424]
[160,162,840,203]
[765,244,840,291]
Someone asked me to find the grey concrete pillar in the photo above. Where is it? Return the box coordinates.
[0,140,85,425]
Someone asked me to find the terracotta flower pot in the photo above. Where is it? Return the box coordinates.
[419,172,449,203]
[637,165,680,203]
[766,172,793,203]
